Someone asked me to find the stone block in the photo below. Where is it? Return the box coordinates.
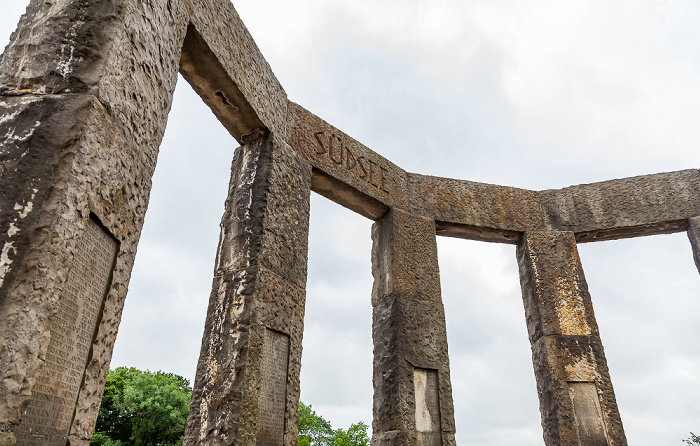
[188,0,288,139]
[371,209,441,304]
[185,266,305,446]
[214,135,312,289]
[287,102,408,218]
[531,335,626,446]
[540,169,700,241]
[517,231,599,343]
[372,293,454,439]
[408,173,545,241]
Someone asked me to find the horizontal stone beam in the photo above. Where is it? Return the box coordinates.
[286,102,408,216]
[408,174,546,242]
[540,169,700,242]
[188,0,288,140]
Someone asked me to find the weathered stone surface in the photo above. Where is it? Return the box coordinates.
[540,169,700,241]
[518,232,626,446]
[184,266,306,446]
[371,209,441,304]
[214,135,312,289]
[371,209,454,445]
[15,218,117,446]
[688,217,700,274]
[0,0,187,442]
[532,336,626,446]
[185,133,310,445]
[189,0,288,140]
[287,102,408,218]
[517,231,599,343]
[409,173,545,242]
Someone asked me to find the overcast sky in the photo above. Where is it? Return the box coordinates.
[3,1,700,445]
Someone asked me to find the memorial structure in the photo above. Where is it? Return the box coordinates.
[0,1,698,445]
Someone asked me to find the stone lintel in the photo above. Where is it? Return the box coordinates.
[532,335,626,446]
[214,135,312,288]
[687,217,700,274]
[517,231,599,344]
[189,0,288,139]
[408,173,545,235]
[179,25,269,144]
[185,265,305,446]
[286,102,409,214]
[540,169,700,237]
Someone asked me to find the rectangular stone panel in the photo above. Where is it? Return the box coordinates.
[15,218,117,445]
[257,328,290,446]
[568,382,608,446]
[414,368,441,446]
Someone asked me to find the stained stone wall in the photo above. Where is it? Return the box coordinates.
[1,1,699,446]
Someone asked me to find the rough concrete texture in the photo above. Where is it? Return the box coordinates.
[371,209,455,446]
[518,232,626,446]
[408,173,545,242]
[287,102,408,218]
[189,0,288,140]
[185,135,310,445]
[540,169,700,241]
[0,0,187,442]
[688,217,700,274]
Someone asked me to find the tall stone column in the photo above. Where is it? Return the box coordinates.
[0,1,187,445]
[371,208,455,446]
[184,134,312,446]
[688,217,700,274]
[517,231,627,446]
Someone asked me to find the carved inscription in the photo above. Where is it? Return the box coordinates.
[256,329,290,446]
[313,131,389,193]
[16,219,118,446]
[414,368,441,446]
[568,382,608,446]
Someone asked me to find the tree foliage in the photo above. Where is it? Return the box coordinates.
[297,401,369,446]
[91,367,192,446]
[684,432,700,445]
[91,368,368,446]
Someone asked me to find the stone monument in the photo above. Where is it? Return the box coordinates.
[0,1,698,445]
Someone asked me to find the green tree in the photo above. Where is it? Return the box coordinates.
[332,422,370,446]
[297,401,369,446]
[91,367,192,446]
[684,432,700,445]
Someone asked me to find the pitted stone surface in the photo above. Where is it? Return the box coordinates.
[287,102,408,218]
[371,209,441,304]
[189,0,288,140]
[408,173,545,239]
[2,1,700,446]
[540,169,700,240]
[517,231,599,343]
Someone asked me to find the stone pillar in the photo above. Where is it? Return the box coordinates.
[184,134,312,446]
[688,217,700,274]
[0,1,187,445]
[371,208,455,446]
[517,231,627,446]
